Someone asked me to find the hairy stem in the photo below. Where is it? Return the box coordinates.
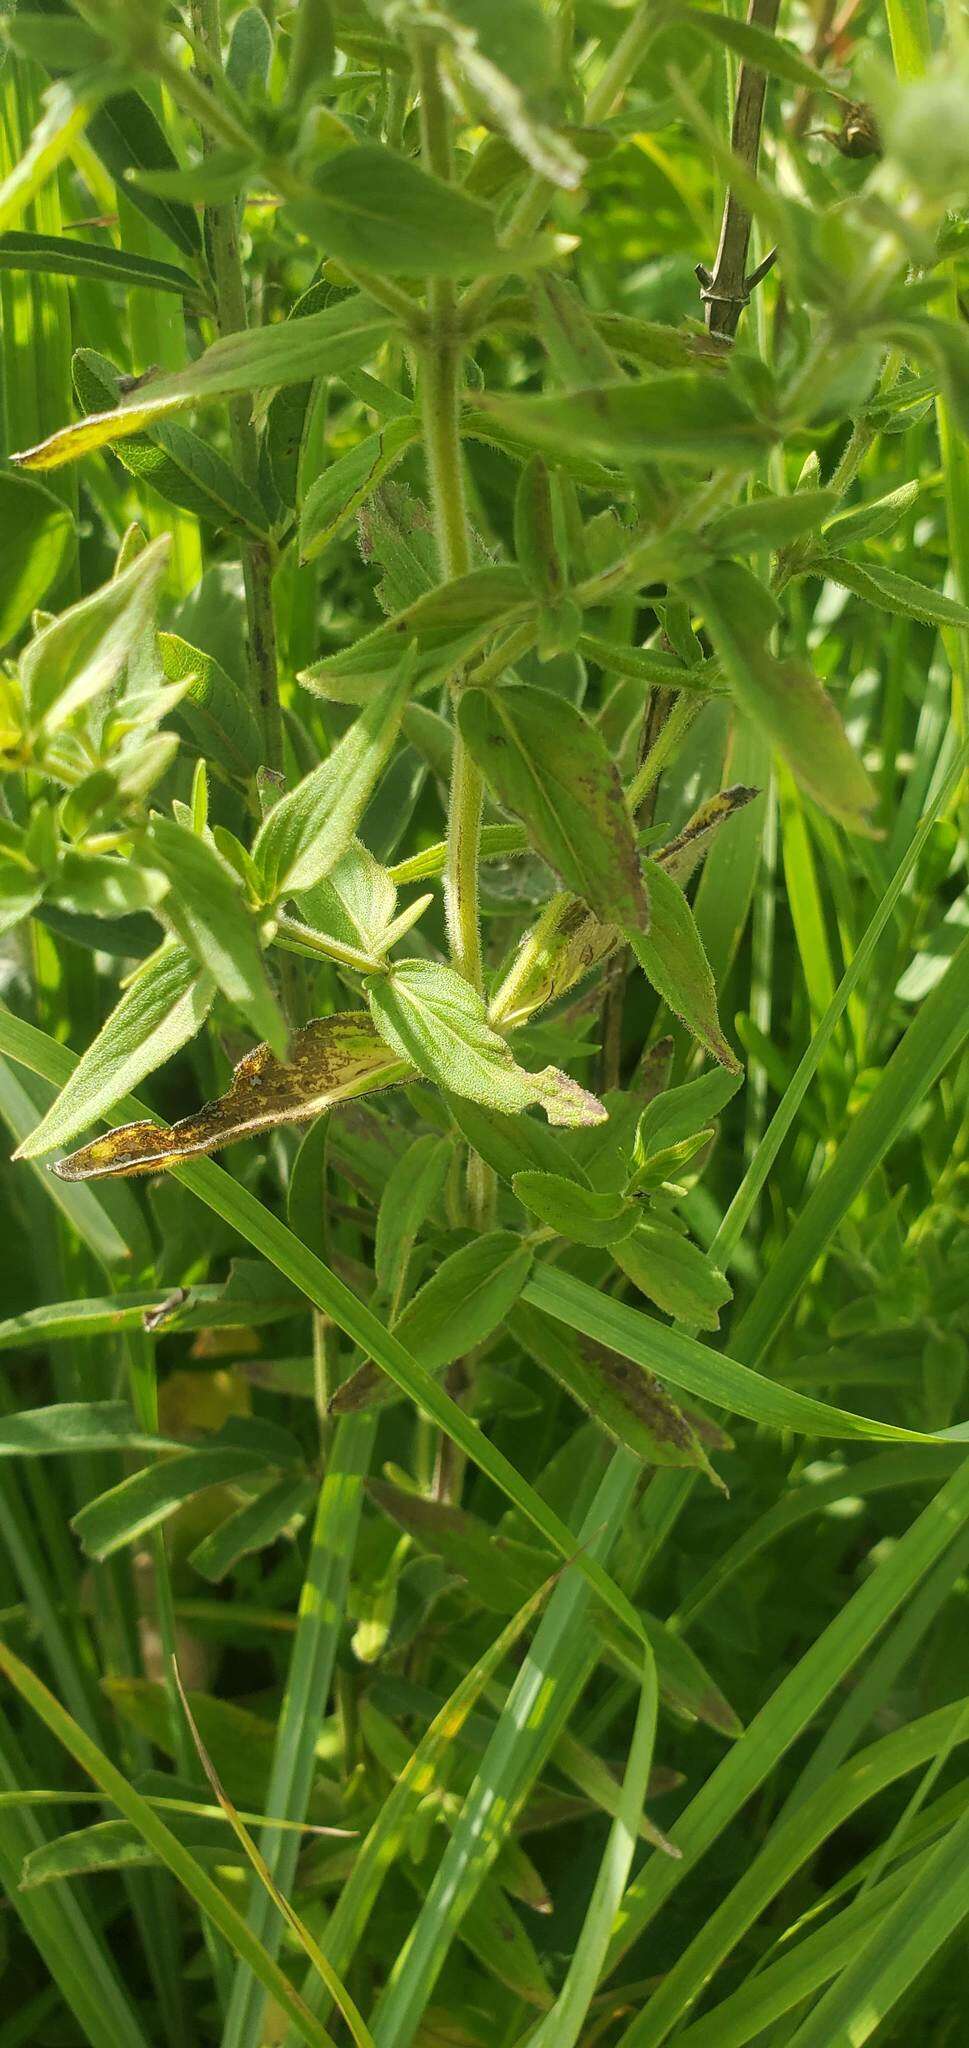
[189,0,284,776]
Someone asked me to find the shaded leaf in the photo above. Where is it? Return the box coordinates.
[629,862,739,1070]
[512,1171,638,1247]
[478,375,772,466]
[459,685,647,925]
[0,471,75,646]
[613,1220,733,1331]
[254,667,413,899]
[510,1305,718,1477]
[148,817,287,1058]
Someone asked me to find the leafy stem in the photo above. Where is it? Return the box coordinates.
[188,0,284,779]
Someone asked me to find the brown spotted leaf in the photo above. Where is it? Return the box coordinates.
[51,1014,410,1180]
[654,784,759,887]
[510,1303,722,1485]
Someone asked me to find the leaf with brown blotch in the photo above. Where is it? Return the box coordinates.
[50,1014,411,1181]
[654,784,759,887]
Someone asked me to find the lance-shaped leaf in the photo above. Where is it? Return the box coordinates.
[13,295,394,470]
[0,75,102,234]
[50,1014,411,1180]
[653,784,758,887]
[367,959,606,1126]
[297,840,399,962]
[148,816,287,1059]
[15,942,215,1161]
[818,553,969,629]
[332,1233,534,1414]
[686,10,832,91]
[290,142,546,277]
[478,373,772,467]
[0,471,75,646]
[510,1305,720,1480]
[628,861,739,1071]
[301,567,530,704]
[72,1440,293,1562]
[694,563,877,831]
[0,228,202,299]
[299,417,420,562]
[159,632,263,784]
[512,1172,638,1248]
[21,533,169,732]
[374,1133,452,1302]
[87,89,203,256]
[254,666,413,901]
[459,684,648,927]
[72,348,270,539]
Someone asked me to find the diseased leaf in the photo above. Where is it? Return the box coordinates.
[512,1172,638,1247]
[254,666,413,900]
[51,1014,410,1179]
[16,942,215,1161]
[459,685,647,926]
[14,296,394,470]
[510,1305,719,1478]
[654,785,759,887]
[367,960,606,1126]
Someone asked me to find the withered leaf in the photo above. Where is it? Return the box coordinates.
[51,1014,411,1180]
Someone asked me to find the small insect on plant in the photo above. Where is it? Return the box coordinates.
[2,0,969,2044]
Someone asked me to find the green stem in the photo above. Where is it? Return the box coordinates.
[189,0,284,776]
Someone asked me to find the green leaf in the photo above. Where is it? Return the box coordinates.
[254,667,413,900]
[51,1014,408,1178]
[511,1304,719,1477]
[147,816,287,1060]
[820,552,969,628]
[512,1171,638,1247]
[87,90,202,256]
[630,1068,742,1176]
[0,228,201,299]
[333,1233,534,1411]
[20,534,169,732]
[13,296,394,470]
[614,1220,733,1331]
[694,564,876,831]
[159,631,263,783]
[479,375,772,466]
[705,489,838,552]
[299,418,419,562]
[0,471,75,646]
[374,1134,451,1300]
[73,349,271,536]
[459,685,648,926]
[301,566,530,703]
[72,1430,301,1561]
[0,1640,336,2048]
[0,1401,147,1458]
[448,1095,593,1185]
[821,480,920,545]
[367,960,606,1126]
[629,861,739,1070]
[0,75,102,234]
[291,143,539,277]
[189,1475,318,1584]
[296,839,400,960]
[686,8,833,91]
[15,941,215,1161]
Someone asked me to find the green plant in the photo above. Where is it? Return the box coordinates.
[2,0,969,2043]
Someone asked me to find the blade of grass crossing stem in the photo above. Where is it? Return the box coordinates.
[173,1666,375,2048]
[783,1792,969,2048]
[223,1414,376,2048]
[366,1450,642,2048]
[729,918,969,1368]
[0,1637,339,2048]
[610,1696,969,2043]
[0,997,647,1655]
[713,736,969,1272]
[526,1644,658,2048]
[289,1576,558,2036]
[117,192,202,595]
[607,1452,969,2044]
[0,1725,151,2048]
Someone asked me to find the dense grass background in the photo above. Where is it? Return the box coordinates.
[2,1,969,2044]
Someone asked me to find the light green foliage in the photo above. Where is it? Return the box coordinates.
[1,4,969,2047]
